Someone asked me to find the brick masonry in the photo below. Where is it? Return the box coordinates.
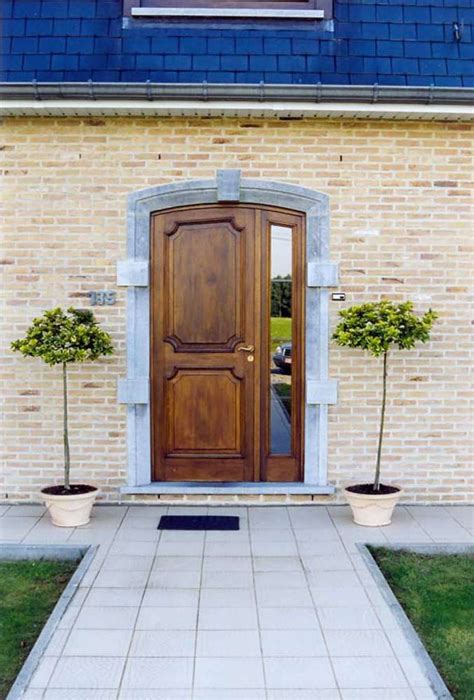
[0,116,473,504]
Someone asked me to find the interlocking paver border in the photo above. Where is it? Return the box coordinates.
[358,542,474,700]
[1,543,98,700]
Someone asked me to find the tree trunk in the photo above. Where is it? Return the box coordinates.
[63,362,71,490]
[374,351,388,491]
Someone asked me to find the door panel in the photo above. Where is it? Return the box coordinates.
[166,368,243,455]
[152,206,256,482]
[151,204,304,483]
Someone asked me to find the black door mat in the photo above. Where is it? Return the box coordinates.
[158,515,239,531]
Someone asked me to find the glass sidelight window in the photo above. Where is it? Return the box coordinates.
[269,225,293,455]
[261,210,304,483]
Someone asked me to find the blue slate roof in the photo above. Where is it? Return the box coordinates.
[1,0,473,87]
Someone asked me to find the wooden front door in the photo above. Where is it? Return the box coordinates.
[151,205,304,482]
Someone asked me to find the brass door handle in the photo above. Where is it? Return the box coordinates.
[237,344,255,352]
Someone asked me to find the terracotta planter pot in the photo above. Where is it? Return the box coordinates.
[42,486,99,527]
[344,485,403,527]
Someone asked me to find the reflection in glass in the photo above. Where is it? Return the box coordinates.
[270,225,292,454]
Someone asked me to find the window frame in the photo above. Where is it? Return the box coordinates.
[124,0,332,19]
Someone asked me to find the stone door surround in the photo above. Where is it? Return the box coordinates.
[117,170,339,495]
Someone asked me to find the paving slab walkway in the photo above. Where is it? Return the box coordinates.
[1,503,472,700]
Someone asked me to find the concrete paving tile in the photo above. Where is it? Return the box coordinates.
[121,658,193,689]
[85,588,143,608]
[250,541,298,557]
[325,630,394,657]
[318,607,381,631]
[297,540,347,556]
[109,541,157,556]
[194,691,265,700]
[258,607,320,630]
[292,528,341,542]
[148,570,201,589]
[306,570,361,588]
[332,657,408,689]
[58,605,80,629]
[101,555,153,572]
[202,556,252,573]
[68,530,115,546]
[153,556,202,571]
[123,505,168,517]
[120,691,189,700]
[136,606,198,630]
[62,629,133,657]
[267,692,341,699]
[264,657,336,689]
[204,529,250,542]
[201,571,253,589]
[200,588,255,608]
[248,508,291,529]
[261,629,327,657]
[0,517,37,538]
[253,556,302,572]
[93,570,149,588]
[310,586,371,608]
[114,528,160,543]
[17,690,45,700]
[157,540,205,556]
[75,606,139,630]
[194,657,265,689]
[158,530,205,543]
[130,630,195,657]
[398,655,432,688]
[340,691,415,699]
[255,571,307,588]
[301,554,353,571]
[204,541,251,557]
[412,688,438,699]
[250,528,296,543]
[44,691,119,699]
[0,505,10,516]
[198,606,258,630]
[445,506,474,529]
[3,505,45,517]
[48,657,126,689]
[196,630,261,657]
[28,655,58,688]
[141,587,199,607]
[43,629,69,656]
[256,587,313,608]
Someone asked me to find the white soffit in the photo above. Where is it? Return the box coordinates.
[1,100,473,120]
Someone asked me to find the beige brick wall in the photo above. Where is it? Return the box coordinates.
[1,116,472,504]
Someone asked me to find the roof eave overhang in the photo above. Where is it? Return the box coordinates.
[1,82,473,120]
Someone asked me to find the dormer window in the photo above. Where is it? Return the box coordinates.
[124,1,332,20]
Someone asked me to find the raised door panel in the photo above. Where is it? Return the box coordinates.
[166,369,242,455]
[164,218,244,352]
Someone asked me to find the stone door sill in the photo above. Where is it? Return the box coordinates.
[120,482,335,495]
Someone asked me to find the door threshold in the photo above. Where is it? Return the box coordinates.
[121,482,336,495]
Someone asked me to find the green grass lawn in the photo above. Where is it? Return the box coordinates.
[0,559,78,699]
[270,316,291,351]
[370,548,474,700]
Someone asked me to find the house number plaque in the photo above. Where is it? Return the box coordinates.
[88,290,117,306]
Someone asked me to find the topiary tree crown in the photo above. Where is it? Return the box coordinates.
[332,300,437,491]
[12,307,114,489]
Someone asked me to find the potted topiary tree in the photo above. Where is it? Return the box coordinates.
[12,307,114,527]
[332,300,437,527]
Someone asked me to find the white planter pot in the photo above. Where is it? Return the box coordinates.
[344,485,403,527]
[42,487,99,527]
